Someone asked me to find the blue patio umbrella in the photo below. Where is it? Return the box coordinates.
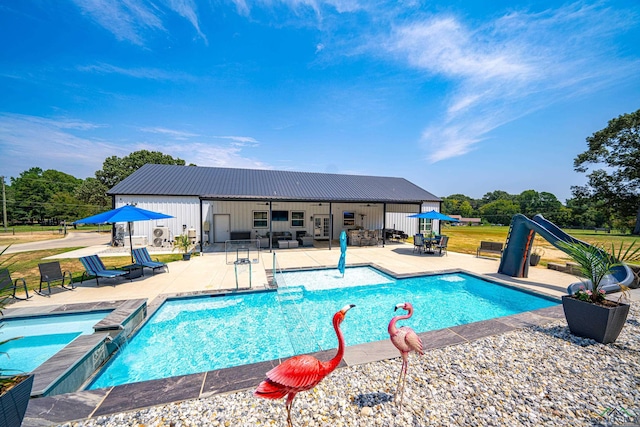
[74,205,173,263]
[408,210,460,222]
[338,230,347,277]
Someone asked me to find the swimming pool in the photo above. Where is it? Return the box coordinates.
[88,267,558,389]
[0,311,109,373]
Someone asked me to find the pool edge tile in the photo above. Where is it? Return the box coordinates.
[22,389,109,427]
[92,373,205,417]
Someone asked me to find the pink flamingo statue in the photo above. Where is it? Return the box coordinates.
[254,304,355,427]
[388,302,424,407]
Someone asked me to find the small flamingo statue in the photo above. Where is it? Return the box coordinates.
[388,302,424,407]
[254,304,355,427]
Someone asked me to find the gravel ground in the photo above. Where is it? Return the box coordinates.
[61,305,640,427]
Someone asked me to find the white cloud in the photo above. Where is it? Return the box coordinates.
[163,0,208,44]
[77,63,196,81]
[139,127,200,140]
[71,0,164,46]
[381,3,639,163]
[212,136,260,147]
[0,113,270,178]
[0,114,123,178]
[70,0,206,46]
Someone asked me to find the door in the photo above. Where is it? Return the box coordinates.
[314,215,330,240]
[214,214,230,243]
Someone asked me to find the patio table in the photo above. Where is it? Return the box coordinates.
[424,237,439,254]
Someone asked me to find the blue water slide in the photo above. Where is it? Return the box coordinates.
[498,214,633,294]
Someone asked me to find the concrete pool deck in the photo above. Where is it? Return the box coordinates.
[11,241,640,426]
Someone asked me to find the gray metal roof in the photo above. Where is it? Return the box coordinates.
[108,164,441,203]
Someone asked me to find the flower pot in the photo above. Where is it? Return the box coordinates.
[0,374,34,427]
[182,253,191,261]
[561,295,630,344]
[529,254,541,266]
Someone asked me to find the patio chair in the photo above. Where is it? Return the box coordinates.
[413,234,424,254]
[37,261,75,296]
[436,235,449,256]
[79,255,129,286]
[0,268,31,300]
[132,248,169,276]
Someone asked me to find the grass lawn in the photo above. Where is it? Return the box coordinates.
[433,225,639,267]
[1,246,182,298]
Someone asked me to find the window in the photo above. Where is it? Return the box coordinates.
[253,211,268,228]
[343,211,355,227]
[271,210,289,222]
[291,211,305,227]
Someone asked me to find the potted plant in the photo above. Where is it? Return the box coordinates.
[173,234,194,261]
[558,240,640,344]
[1,300,34,427]
[529,246,545,266]
[1,245,34,427]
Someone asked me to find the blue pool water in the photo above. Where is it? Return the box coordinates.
[88,267,557,389]
[0,311,109,373]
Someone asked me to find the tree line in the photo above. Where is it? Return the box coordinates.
[2,108,639,234]
[2,150,187,226]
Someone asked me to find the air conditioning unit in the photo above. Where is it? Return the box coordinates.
[153,227,170,247]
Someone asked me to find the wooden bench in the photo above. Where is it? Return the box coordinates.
[476,241,503,257]
[594,227,611,233]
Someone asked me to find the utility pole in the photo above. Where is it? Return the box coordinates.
[1,176,7,231]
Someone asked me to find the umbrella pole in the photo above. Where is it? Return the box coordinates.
[128,222,134,264]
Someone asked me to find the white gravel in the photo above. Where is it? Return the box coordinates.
[61,305,640,427]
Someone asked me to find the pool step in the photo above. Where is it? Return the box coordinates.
[276,287,321,354]
[277,286,304,302]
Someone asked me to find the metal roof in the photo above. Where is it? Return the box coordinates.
[108,164,441,203]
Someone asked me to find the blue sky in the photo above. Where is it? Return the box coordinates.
[1,0,639,203]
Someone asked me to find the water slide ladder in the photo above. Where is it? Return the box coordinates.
[501,218,536,278]
[272,253,322,355]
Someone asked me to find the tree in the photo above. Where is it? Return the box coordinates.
[479,199,519,225]
[75,178,111,216]
[96,150,186,189]
[9,168,82,223]
[572,109,640,234]
[481,190,514,204]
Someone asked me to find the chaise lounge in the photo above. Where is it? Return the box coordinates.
[79,255,129,286]
[132,248,169,276]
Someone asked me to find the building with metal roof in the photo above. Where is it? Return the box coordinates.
[108,164,442,251]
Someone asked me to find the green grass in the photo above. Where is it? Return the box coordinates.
[1,249,182,297]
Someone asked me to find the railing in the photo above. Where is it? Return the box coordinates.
[272,253,322,354]
[224,239,261,265]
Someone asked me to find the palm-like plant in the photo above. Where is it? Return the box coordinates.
[558,240,640,304]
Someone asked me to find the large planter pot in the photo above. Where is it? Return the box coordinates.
[562,295,630,344]
[0,374,34,427]
[529,254,541,266]
[182,253,191,261]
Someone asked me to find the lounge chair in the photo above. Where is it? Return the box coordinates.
[79,255,129,286]
[413,234,424,254]
[436,235,449,256]
[0,268,31,300]
[132,248,169,276]
[37,261,75,296]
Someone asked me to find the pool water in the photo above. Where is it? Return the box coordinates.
[88,268,557,389]
[0,311,109,373]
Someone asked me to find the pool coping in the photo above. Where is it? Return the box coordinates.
[4,299,147,399]
[22,267,565,426]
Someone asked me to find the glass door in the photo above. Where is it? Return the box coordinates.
[314,215,330,240]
